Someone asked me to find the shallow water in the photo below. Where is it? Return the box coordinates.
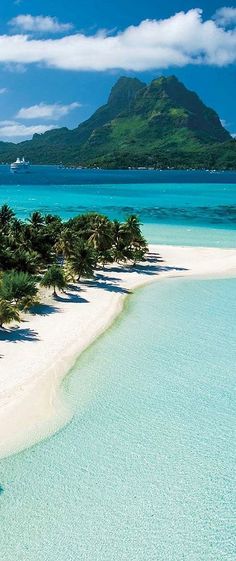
[0,277,235,561]
[0,172,235,559]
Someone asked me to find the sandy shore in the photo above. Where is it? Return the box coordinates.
[0,244,236,458]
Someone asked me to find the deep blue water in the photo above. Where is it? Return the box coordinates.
[1,165,236,185]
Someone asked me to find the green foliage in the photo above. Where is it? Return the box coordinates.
[0,205,15,231]
[0,300,20,328]
[0,270,38,310]
[67,241,97,281]
[41,265,66,296]
[0,204,148,313]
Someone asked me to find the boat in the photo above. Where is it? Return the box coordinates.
[10,157,30,173]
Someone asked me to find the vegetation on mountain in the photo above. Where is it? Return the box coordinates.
[0,204,147,327]
[0,75,235,169]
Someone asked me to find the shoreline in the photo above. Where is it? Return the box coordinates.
[0,244,236,459]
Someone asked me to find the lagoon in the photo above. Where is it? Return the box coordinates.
[0,170,235,560]
[0,277,235,560]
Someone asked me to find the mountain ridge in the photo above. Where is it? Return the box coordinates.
[0,75,235,170]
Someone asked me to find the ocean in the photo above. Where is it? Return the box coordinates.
[0,168,235,560]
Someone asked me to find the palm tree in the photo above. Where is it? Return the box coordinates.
[0,240,14,271]
[0,300,20,329]
[124,215,142,241]
[12,249,40,274]
[112,243,132,264]
[55,228,76,260]
[41,264,66,297]
[44,214,63,247]
[44,214,62,226]
[87,214,113,253]
[122,215,148,264]
[0,204,15,231]
[28,211,44,229]
[0,271,38,309]
[111,219,131,263]
[67,241,97,281]
[8,218,24,243]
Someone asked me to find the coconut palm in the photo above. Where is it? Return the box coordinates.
[0,271,38,309]
[0,241,14,271]
[12,249,40,274]
[0,204,15,232]
[67,242,97,281]
[0,300,20,329]
[112,243,132,264]
[44,214,62,226]
[55,228,76,260]
[41,264,66,297]
[28,211,44,229]
[87,214,113,253]
[7,218,25,244]
[122,215,148,263]
[124,214,142,241]
[111,219,131,263]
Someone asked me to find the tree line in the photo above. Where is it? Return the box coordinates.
[0,204,148,328]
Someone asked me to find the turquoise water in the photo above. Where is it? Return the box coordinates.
[0,173,236,559]
[0,277,235,560]
[0,168,236,246]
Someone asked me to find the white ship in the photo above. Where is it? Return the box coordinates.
[10,157,30,173]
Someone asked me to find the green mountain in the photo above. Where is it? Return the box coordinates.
[1,75,235,169]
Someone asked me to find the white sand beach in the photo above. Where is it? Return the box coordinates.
[0,244,236,458]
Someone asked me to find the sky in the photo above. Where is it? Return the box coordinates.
[0,0,235,142]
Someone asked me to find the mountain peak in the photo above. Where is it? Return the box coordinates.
[0,74,234,169]
[108,76,145,107]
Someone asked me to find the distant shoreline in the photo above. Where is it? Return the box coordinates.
[0,244,236,459]
[1,163,236,172]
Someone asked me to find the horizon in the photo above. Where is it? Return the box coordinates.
[0,1,235,142]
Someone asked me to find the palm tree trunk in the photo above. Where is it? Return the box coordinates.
[77,264,83,282]
[53,285,57,297]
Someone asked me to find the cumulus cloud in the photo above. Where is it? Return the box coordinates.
[16,101,80,120]
[0,9,235,72]
[9,14,73,34]
[0,120,56,139]
[213,7,236,26]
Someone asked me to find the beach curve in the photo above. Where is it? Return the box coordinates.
[0,243,236,459]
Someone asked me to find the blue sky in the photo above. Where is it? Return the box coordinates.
[0,0,235,141]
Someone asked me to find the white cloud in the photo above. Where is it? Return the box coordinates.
[16,101,80,120]
[0,87,8,94]
[213,7,236,26]
[0,120,56,139]
[0,9,235,72]
[9,14,73,34]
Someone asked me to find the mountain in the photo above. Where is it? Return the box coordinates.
[0,75,235,169]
